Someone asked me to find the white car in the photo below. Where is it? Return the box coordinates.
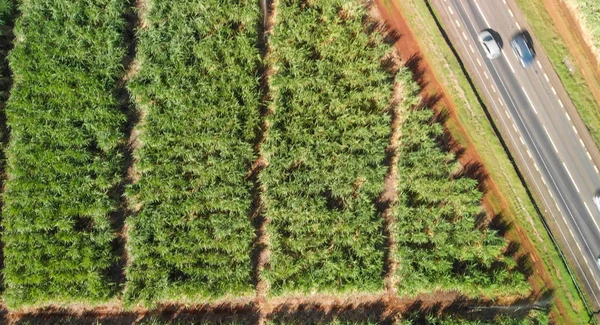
[478,30,501,60]
[594,194,600,212]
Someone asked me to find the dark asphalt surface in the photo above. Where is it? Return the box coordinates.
[431,0,600,308]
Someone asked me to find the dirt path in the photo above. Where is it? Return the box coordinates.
[5,291,539,324]
[249,1,278,324]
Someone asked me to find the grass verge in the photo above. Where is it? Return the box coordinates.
[393,0,587,323]
[515,0,600,149]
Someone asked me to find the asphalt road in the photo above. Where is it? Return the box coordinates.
[430,0,600,310]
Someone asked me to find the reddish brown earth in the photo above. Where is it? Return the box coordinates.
[541,0,600,107]
[372,0,568,322]
[5,292,529,324]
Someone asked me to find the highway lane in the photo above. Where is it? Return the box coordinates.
[430,0,600,309]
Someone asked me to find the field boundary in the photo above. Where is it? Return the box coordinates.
[2,292,541,324]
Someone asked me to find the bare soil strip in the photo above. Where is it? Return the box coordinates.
[3,292,542,324]
[248,0,278,323]
[376,56,406,295]
[105,0,143,291]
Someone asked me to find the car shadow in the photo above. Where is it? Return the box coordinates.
[520,30,536,56]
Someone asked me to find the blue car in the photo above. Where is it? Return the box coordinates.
[510,33,535,68]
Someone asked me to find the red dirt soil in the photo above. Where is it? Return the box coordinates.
[372,0,569,322]
[541,0,600,107]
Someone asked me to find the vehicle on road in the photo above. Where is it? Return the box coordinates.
[510,32,535,68]
[594,193,600,212]
[478,30,501,59]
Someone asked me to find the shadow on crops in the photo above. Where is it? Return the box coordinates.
[489,211,514,237]
[0,0,19,296]
[13,302,258,325]
[268,299,386,325]
[453,160,490,193]
[104,0,140,291]
[395,292,550,323]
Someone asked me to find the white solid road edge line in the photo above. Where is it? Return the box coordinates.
[563,162,581,193]
[543,125,559,153]
[584,202,600,236]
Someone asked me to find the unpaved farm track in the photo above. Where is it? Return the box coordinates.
[4,292,540,324]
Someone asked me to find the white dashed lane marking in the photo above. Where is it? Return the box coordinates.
[543,125,559,153]
[563,162,580,193]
